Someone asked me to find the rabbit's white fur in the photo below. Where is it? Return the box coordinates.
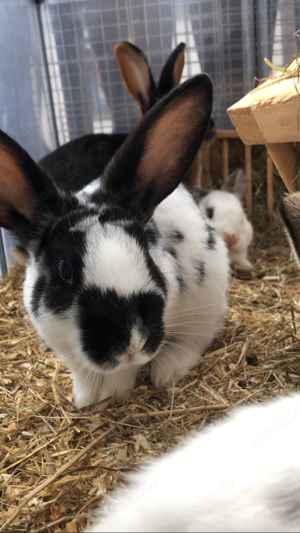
[89,393,300,532]
[148,185,229,389]
[0,75,228,411]
[200,190,253,270]
[24,184,229,408]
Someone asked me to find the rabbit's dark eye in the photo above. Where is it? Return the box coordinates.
[207,207,214,219]
[58,258,73,284]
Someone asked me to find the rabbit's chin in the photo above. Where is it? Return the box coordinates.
[71,345,165,409]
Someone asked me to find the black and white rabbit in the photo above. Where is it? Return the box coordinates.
[12,42,216,267]
[87,189,300,531]
[38,42,187,193]
[198,168,253,270]
[0,75,229,409]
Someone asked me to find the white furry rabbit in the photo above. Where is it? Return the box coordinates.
[89,393,300,532]
[199,168,253,271]
[0,74,229,409]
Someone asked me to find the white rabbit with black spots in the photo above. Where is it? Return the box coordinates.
[86,188,300,532]
[0,74,228,409]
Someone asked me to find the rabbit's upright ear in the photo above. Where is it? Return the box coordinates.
[221,167,249,204]
[158,42,186,96]
[114,42,158,117]
[0,131,60,245]
[101,74,213,224]
[280,192,300,263]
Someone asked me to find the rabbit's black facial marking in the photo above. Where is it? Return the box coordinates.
[98,206,132,225]
[206,207,214,219]
[78,289,165,370]
[30,216,87,315]
[145,220,160,245]
[31,275,46,315]
[195,261,205,285]
[123,223,148,249]
[205,224,216,250]
[146,254,167,296]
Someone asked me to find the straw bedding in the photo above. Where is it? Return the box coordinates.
[1,174,300,532]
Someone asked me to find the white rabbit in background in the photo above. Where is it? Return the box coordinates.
[199,168,253,271]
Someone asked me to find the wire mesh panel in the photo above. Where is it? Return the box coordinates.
[41,0,256,148]
[256,0,300,79]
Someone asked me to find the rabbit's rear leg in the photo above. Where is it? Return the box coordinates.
[151,343,200,390]
[72,365,139,409]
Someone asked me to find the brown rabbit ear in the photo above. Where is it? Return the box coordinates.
[0,130,60,246]
[279,192,300,263]
[158,42,186,96]
[221,167,249,203]
[114,42,158,117]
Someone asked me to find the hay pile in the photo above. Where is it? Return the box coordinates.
[1,223,300,532]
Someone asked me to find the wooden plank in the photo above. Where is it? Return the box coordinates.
[245,145,252,213]
[252,100,300,144]
[222,138,229,180]
[266,143,300,193]
[267,152,274,216]
[227,93,265,145]
[227,65,300,145]
[216,130,239,139]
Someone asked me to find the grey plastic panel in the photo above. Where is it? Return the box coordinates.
[0,0,57,273]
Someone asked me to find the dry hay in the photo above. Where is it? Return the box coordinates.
[1,222,300,532]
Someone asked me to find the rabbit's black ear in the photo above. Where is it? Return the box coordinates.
[221,167,249,204]
[114,42,158,117]
[101,74,213,224]
[158,42,186,96]
[0,130,60,245]
[280,192,300,263]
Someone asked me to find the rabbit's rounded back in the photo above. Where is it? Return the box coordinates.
[39,133,127,193]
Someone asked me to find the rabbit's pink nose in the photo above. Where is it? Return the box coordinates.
[126,341,146,363]
[223,233,237,248]
[128,341,145,354]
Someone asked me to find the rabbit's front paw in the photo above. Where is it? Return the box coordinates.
[151,368,178,389]
[72,374,110,410]
[73,366,139,409]
[151,350,198,389]
[72,365,139,409]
